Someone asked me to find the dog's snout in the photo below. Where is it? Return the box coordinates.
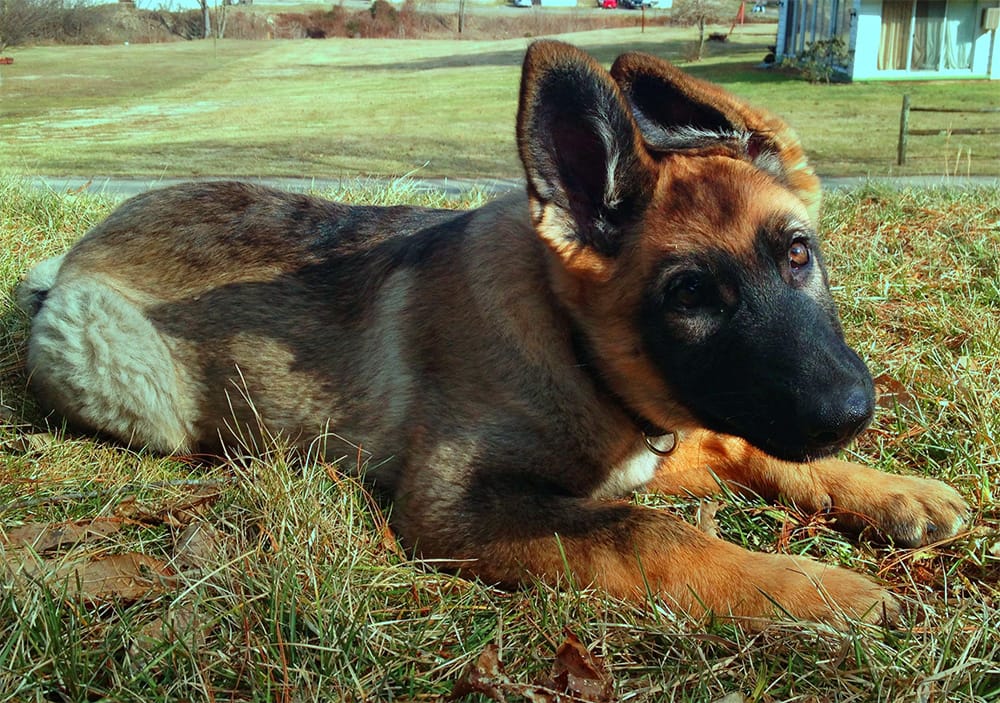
[806,384,875,450]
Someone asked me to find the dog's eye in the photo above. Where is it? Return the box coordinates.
[669,274,709,310]
[788,240,810,270]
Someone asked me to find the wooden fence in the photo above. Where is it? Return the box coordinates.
[896,94,1000,166]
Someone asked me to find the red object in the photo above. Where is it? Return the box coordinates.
[600,0,617,8]
[0,57,13,65]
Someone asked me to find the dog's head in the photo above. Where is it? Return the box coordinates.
[517,41,873,462]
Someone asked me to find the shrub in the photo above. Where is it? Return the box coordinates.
[784,37,849,83]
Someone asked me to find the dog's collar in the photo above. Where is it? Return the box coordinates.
[569,325,678,457]
[643,429,678,456]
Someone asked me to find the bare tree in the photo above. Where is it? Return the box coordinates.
[0,0,66,53]
[198,0,210,38]
[670,0,734,60]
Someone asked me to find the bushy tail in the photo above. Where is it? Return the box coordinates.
[15,254,66,318]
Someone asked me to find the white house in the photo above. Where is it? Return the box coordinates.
[776,0,1000,80]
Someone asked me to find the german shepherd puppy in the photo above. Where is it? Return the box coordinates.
[18,41,967,625]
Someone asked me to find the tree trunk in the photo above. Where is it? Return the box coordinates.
[201,0,211,38]
[696,16,706,60]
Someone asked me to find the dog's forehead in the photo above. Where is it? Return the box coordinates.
[640,155,813,259]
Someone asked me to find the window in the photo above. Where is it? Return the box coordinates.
[878,0,976,72]
[783,0,853,56]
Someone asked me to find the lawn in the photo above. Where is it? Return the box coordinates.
[1,26,998,180]
[0,177,997,701]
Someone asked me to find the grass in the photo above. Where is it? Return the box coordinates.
[0,176,998,701]
[1,27,998,181]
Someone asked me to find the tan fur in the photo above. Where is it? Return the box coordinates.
[18,41,967,627]
[648,429,968,548]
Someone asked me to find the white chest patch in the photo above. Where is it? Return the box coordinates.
[590,439,661,499]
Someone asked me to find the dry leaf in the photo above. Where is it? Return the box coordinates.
[711,694,745,703]
[115,485,222,527]
[873,373,916,410]
[133,599,201,657]
[452,634,616,703]
[2,551,174,601]
[1,519,122,552]
[696,500,721,539]
[542,632,614,703]
[3,432,58,453]
[451,643,512,702]
[172,521,223,572]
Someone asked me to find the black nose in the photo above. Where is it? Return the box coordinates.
[805,384,875,449]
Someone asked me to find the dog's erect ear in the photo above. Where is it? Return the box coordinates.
[517,41,656,279]
[610,52,821,222]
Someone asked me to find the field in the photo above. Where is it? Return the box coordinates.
[0,177,998,701]
[1,26,999,180]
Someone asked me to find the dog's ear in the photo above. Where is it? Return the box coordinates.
[517,40,656,280]
[610,52,821,222]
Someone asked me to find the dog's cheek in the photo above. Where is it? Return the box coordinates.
[638,303,731,407]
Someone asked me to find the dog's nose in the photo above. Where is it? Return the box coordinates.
[805,384,875,449]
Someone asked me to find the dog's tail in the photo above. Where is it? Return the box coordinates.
[15,253,66,318]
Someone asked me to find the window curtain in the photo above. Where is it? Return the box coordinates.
[943,1,976,69]
[911,1,944,70]
[879,0,912,70]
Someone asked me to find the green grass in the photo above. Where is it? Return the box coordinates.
[0,177,998,701]
[1,28,998,180]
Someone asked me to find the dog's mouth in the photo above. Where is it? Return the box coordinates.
[753,433,856,464]
[724,403,873,464]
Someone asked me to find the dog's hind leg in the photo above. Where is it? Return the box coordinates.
[398,485,897,627]
[24,275,198,453]
[647,429,969,548]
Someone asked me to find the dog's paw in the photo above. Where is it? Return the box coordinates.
[795,459,969,548]
[844,473,968,548]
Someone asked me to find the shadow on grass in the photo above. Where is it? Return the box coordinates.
[338,37,796,88]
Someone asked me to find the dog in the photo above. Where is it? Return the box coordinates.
[17,40,968,626]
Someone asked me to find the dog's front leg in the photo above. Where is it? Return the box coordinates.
[396,485,897,627]
[647,429,969,547]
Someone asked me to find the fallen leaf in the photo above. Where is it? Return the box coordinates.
[0,519,122,552]
[452,634,616,703]
[2,551,174,602]
[172,520,223,572]
[711,694,745,703]
[873,373,916,410]
[133,599,201,658]
[696,500,721,539]
[542,632,614,703]
[115,485,222,527]
[3,432,58,453]
[451,643,512,702]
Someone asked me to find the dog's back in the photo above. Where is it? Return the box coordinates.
[21,183,465,454]
[18,182,591,476]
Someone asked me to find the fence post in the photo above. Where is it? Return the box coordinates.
[897,94,911,166]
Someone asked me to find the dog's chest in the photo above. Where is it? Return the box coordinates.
[590,439,661,499]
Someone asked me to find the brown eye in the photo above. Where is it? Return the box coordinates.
[789,241,810,269]
[669,274,708,310]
